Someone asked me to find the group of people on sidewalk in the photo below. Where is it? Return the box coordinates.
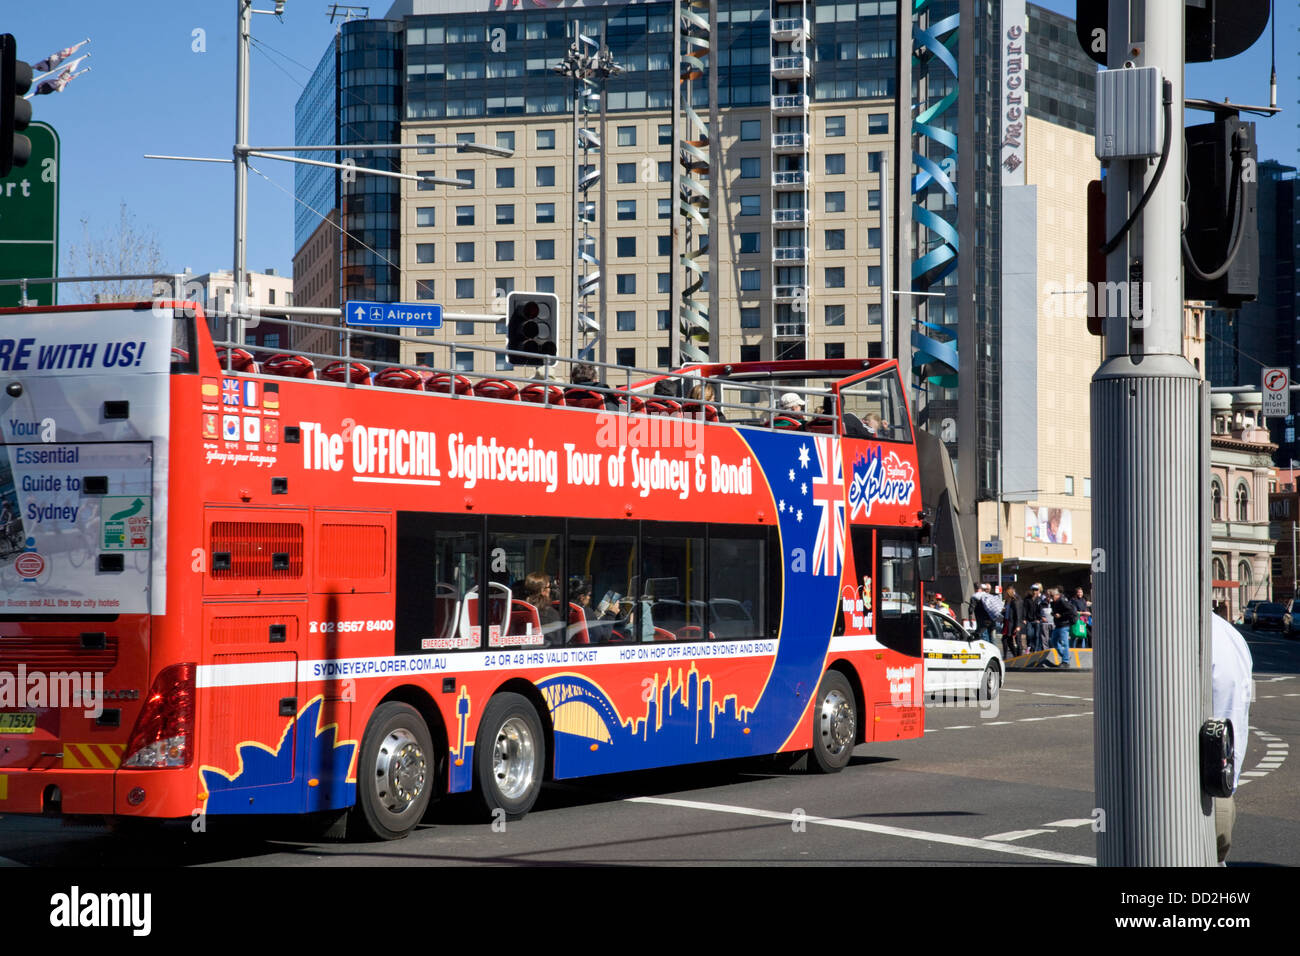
[961,583,1091,666]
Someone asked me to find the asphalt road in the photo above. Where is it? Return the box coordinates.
[2,626,1295,869]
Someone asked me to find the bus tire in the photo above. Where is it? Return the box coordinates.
[349,702,435,841]
[475,692,545,820]
[809,670,856,773]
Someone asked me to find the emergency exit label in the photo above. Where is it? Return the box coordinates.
[101,496,151,550]
[1263,368,1289,417]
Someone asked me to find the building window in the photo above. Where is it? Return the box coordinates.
[658,124,672,145]
[416,243,436,264]
[616,347,637,367]
[496,130,515,151]
[657,309,670,330]
[825,153,846,175]
[536,166,555,187]
[740,307,760,329]
[739,269,761,291]
[617,162,636,183]
[657,161,670,182]
[416,207,436,227]
[739,157,760,178]
[868,227,881,249]
[868,265,881,287]
[456,205,475,226]
[616,236,636,258]
[867,151,882,173]
[616,310,636,332]
[868,113,889,134]
[740,195,761,216]
[657,272,671,293]
[867,304,882,325]
[455,321,475,336]
[824,304,845,326]
[496,352,514,371]
[868,189,881,211]
[416,133,438,154]
[1212,480,1223,520]
[535,276,554,293]
[456,241,475,263]
[417,170,437,191]
[1065,475,1075,495]
[657,347,671,368]
[825,267,845,289]
[617,199,636,220]
[617,274,636,295]
[416,279,435,300]
[495,167,515,189]
[1236,483,1250,521]
[455,350,474,372]
[455,278,474,299]
[739,344,760,362]
[456,169,475,190]
[825,115,845,137]
[1084,477,1092,498]
[825,192,845,213]
[536,202,555,223]
[456,133,475,145]
[496,203,515,225]
[824,343,845,360]
[495,241,514,261]
[740,119,760,140]
[658,198,672,218]
[657,234,671,256]
[1238,560,1252,590]
[617,125,636,147]
[536,239,555,260]
[825,229,845,251]
[739,232,761,254]
[536,129,555,149]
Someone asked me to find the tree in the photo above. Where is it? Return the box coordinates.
[63,201,168,302]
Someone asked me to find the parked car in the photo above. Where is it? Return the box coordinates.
[1251,602,1292,633]
[1241,600,1266,629]
[923,606,1003,700]
[1290,600,1300,638]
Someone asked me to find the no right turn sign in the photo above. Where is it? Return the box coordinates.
[1263,368,1290,417]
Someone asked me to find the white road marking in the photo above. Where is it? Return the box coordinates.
[947,725,973,730]
[628,796,1095,866]
[0,856,24,867]
[984,829,1054,842]
[1044,818,1097,828]
[1242,771,1270,777]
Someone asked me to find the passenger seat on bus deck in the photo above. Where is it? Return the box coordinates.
[567,603,590,645]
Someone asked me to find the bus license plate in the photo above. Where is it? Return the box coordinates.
[0,713,37,734]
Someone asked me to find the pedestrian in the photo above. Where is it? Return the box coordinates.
[969,583,1004,645]
[1001,585,1023,658]
[1069,586,1092,647]
[1049,586,1076,667]
[1211,604,1253,864]
[1024,584,1046,652]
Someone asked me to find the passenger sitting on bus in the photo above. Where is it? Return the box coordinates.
[653,377,680,398]
[570,363,619,409]
[834,397,870,439]
[688,382,725,422]
[522,572,562,628]
[771,392,805,429]
[864,411,889,437]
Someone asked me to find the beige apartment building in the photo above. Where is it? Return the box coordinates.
[396,102,896,374]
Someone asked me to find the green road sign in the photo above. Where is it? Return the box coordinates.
[0,121,58,307]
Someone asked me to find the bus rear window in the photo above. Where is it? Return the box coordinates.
[170,311,197,374]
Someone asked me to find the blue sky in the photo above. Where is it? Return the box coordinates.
[3,1,1297,282]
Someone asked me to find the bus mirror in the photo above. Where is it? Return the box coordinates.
[917,545,936,582]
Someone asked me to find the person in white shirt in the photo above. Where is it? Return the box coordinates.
[1211,607,1254,863]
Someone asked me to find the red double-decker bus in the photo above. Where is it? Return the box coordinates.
[0,302,929,839]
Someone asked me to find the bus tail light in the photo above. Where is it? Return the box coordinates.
[122,663,196,769]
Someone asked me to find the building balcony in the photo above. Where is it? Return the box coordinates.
[771,94,810,115]
[773,245,808,262]
[770,55,812,79]
[771,131,810,152]
[772,169,808,189]
[774,321,806,339]
[771,17,812,41]
[772,207,808,225]
[1211,520,1276,546]
[773,284,807,302]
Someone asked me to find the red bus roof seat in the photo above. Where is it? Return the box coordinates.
[653,627,676,641]
[680,402,719,423]
[373,367,426,390]
[519,383,565,406]
[473,378,520,401]
[262,353,317,379]
[644,398,682,416]
[772,414,803,430]
[563,387,607,410]
[426,372,473,396]
[216,347,260,374]
[321,360,372,385]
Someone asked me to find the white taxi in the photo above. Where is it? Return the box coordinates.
[923,607,1003,700]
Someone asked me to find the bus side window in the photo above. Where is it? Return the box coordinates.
[709,529,765,641]
[568,527,637,645]
[642,528,705,641]
[395,513,482,654]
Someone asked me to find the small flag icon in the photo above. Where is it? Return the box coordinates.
[202,378,220,401]
[222,415,240,440]
[263,383,280,410]
[202,413,218,439]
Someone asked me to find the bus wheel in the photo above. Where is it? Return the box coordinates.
[809,670,856,773]
[350,702,435,841]
[475,693,545,820]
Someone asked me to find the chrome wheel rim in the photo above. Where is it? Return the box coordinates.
[374,727,427,814]
[492,716,537,801]
[819,688,855,757]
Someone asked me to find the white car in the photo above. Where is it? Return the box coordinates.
[923,607,1003,700]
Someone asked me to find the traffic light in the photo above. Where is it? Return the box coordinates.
[505,291,559,365]
[1183,114,1259,308]
[1,35,33,178]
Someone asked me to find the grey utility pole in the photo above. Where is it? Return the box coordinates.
[233,0,252,337]
[1092,0,1215,865]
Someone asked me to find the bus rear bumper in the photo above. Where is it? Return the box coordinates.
[0,769,198,819]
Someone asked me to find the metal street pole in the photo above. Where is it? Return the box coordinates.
[1093,0,1214,865]
[233,0,252,342]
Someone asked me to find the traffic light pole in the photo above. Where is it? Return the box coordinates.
[233,0,252,343]
[1092,0,1215,865]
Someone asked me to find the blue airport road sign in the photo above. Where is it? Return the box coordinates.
[345,300,443,329]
